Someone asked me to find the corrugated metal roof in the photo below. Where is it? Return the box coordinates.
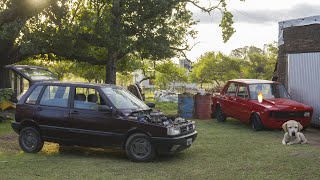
[278,15,320,45]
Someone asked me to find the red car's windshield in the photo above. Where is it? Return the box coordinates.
[249,84,290,100]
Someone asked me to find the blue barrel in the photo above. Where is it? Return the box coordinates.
[178,93,195,118]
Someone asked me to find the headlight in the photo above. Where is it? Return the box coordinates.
[167,126,181,136]
[304,112,311,117]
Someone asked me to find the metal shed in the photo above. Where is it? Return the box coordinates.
[276,16,320,126]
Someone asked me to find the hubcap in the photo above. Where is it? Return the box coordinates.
[22,130,37,150]
[130,138,151,158]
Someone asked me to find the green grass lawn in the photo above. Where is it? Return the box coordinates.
[1,104,320,179]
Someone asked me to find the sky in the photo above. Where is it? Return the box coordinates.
[187,0,320,61]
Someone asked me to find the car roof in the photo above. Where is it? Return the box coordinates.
[34,81,117,88]
[229,79,279,84]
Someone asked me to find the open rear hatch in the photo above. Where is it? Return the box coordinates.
[6,65,57,82]
[5,65,58,101]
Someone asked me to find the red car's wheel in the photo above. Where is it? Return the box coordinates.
[216,106,226,122]
[251,113,264,131]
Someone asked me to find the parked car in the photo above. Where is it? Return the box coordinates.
[11,81,197,162]
[212,79,313,130]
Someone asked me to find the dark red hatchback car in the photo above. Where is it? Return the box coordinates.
[212,79,313,130]
[12,81,197,162]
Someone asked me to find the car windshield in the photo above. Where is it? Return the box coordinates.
[249,83,290,100]
[17,67,57,80]
[101,87,149,110]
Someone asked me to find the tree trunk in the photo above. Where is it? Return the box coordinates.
[105,52,117,84]
[0,40,14,88]
[0,64,11,89]
[104,0,122,84]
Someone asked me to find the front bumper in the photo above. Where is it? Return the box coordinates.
[260,115,311,129]
[11,122,21,134]
[151,131,197,154]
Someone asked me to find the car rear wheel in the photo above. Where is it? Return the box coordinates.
[125,133,155,162]
[251,113,264,131]
[216,106,226,122]
[19,127,44,153]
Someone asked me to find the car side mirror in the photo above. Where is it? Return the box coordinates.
[98,105,112,112]
[146,102,155,108]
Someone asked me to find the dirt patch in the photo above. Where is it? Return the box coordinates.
[302,128,320,147]
[0,133,20,153]
[0,109,15,122]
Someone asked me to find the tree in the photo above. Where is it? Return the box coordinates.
[0,0,56,88]
[155,60,188,89]
[1,0,242,87]
[230,43,278,80]
[190,52,241,88]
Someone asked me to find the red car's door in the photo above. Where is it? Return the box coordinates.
[234,85,252,123]
[223,83,239,118]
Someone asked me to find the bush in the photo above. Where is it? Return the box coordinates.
[0,88,13,102]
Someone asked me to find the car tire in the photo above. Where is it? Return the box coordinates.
[125,133,155,162]
[251,113,264,131]
[19,127,44,153]
[216,106,226,122]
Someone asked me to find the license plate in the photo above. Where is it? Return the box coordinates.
[186,138,192,145]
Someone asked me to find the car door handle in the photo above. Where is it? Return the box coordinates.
[70,110,79,114]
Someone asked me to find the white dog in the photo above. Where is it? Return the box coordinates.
[282,120,308,145]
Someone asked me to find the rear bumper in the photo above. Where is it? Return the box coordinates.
[151,131,197,154]
[11,122,20,134]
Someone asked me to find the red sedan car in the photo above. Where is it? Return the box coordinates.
[212,79,313,130]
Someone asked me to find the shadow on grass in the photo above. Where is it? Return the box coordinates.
[40,143,186,163]
[212,118,282,132]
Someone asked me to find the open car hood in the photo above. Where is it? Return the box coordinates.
[6,65,58,83]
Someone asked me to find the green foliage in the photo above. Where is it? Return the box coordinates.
[190,52,241,87]
[0,88,13,102]
[1,0,243,85]
[219,11,235,43]
[116,73,133,87]
[191,43,278,87]
[231,43,278,79]
[18,56,105,82]
[155,60,188,89]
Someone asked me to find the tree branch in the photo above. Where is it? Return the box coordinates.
[170,42,200,61]
[186,0,223,14]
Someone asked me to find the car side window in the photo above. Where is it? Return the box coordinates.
[25,86,43,104]
[39,86,70,108]
[226,83,238,96]
[237,85,249,99]
[74,87,104,110]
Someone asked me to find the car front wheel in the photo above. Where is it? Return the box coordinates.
[19,127,44,153]
[125,133,155,162]
[251,113,264,131]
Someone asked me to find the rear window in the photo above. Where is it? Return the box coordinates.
[39,86,70,107]
[25,86,43,104]
[17,67,57,80]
